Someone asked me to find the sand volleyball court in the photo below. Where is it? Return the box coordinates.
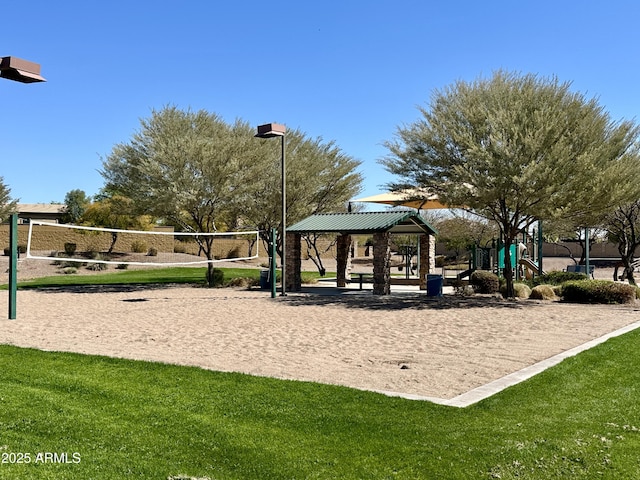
[1,284,638,403]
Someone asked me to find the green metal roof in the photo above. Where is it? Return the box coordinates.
[287,211,437,235]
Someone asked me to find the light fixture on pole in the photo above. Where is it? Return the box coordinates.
[1,55,46,320]
[255,123,287,296]
[0,56,46,83]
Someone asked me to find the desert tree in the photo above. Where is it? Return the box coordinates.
[62,189,91,224]
[245,128,363,275]
[382,71,639,297]
[0,177,17,223]
[101,106,262,285]
[101,106,362,283]
[606,198,640,285]
[81,193,154,254]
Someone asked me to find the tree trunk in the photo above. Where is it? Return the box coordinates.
[108,232,118,254]
[503,235,515,298]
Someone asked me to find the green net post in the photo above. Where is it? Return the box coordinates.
[270,228,277,299]
[8,213,17,319]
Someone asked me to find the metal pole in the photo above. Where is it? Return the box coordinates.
[281,134,287,296]
[537,220,543,276]
[585,227,590,278]
[270,227,277,299]
[8,213,17,319]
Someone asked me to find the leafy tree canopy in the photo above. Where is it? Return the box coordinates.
[381,70,640,296]
[0,176,17,223]
[62,189,91,224]
[100,105,363,278]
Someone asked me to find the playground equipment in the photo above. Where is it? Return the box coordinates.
[443,222,545,285]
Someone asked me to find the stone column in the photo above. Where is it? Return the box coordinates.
[285,232,302,292]
[372,231,391,295]
[336,234,351,288]
[419,233,437,290]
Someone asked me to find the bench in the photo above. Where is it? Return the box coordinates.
[351,272,373,290]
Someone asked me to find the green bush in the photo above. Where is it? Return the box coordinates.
[532,270,587,286]
[4,245,28,255]
[209,268,225,287]
[64,242,77,256]
[562,280,636,304]
[470,270,500,294]
[530,284,558,300]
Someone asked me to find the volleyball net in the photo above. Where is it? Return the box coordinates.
[25,221,260,267]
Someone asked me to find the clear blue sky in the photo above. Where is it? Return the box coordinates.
[2,0,639,205]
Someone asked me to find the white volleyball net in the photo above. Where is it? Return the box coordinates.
[25,221,260,267]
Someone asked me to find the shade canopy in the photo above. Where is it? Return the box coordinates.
[354,188,448,210]
[288,211,437,236]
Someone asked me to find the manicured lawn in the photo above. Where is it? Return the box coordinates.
[2,267,328,290]
[1,327,640,479]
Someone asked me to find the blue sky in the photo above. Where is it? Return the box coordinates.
[2,0,640,205]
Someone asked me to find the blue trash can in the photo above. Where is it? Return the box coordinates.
[260,270,271,289]
[426,274,443,297]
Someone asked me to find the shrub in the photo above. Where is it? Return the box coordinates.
[64,243,77,256]
[500,282,531,299]
[131,240,148,253]
[147,247,158,257]
[87,262,108,271]
[116,263,129,270]
[514,283,531,299]
[4,245,28,255]
[209,268,225,287]
[227,246,241,259]
[301,272,318,285]
[174,242,187,254]
[562,280,636,304]
[532,270,587,286]
[470,270,500,294]
[86,254,108,271]
[62,267,77,274]
[227,277,256,288]
[530,284,558,301]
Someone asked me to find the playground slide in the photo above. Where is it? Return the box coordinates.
[519,258,545,279]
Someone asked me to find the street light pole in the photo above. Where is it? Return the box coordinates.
[255,123,287,296]
[1,55,46,319]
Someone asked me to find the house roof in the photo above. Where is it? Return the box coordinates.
[287,211,437,235]
[17,203,66,215]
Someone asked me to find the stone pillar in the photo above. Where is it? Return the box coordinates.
[285,232,302,292]
[419,233,436,290]
[336,234,351,288]
[372,231,391,295]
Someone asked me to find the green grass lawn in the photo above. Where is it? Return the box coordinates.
[1,269,640,478]
[1,329,640,478]
[1,266,328,290]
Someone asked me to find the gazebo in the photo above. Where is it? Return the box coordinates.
[286,211,438,295]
